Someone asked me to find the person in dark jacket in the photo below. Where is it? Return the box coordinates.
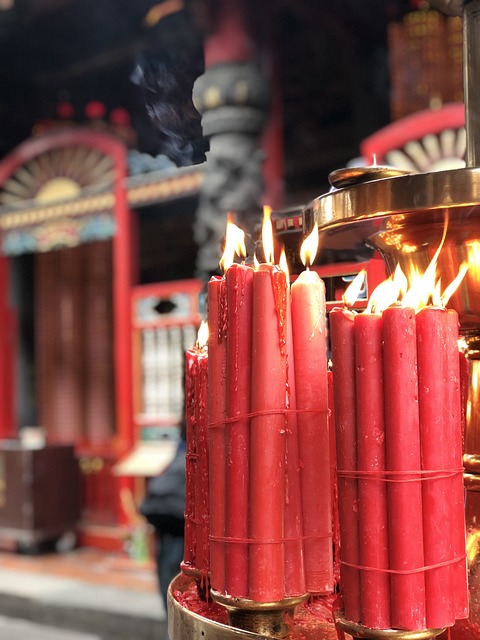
[140,437,186,609]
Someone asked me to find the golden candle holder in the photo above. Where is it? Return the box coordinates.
[335,611,445,640]
[211,589,309,639]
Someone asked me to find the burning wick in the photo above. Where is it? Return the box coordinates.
[300,224,319,271]
[343,270,366,309]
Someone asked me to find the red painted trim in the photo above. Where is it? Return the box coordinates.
[112,148,135,457]
[360,102,465,165]
[0,256,16,438]
[0,128,126,185]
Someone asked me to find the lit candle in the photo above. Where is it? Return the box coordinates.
[249,263,287,602]
[354,312,390,629]
[291,241,332,594]
[193,336,210,575]
[207,275,227,593]
[329,306,361,623]
[383,305,426,630]
[225,261,253,597]
[283,252,306,598]
[445,309,469,621]
[184,348,198,569]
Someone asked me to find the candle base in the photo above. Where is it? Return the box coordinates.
[180,562,210,601]
[211,590,309,639]
[334,610,446,640]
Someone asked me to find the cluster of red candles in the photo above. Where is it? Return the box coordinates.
[205,211,334,603]
[329,266,469,631]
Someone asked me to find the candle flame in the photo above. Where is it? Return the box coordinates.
[343,270,366,308]
[262,205,274,264]
[196,320,209,350]
[253,252,260,270]
[300,224,319,269]
[279,247,289,281]
[441,262,469,307]
[366,276,401,314]
[219,214,246,272]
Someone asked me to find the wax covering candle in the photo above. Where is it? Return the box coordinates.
[225,263,253,597]
[284,278,306,598]
[354,313,390,629]
[417,307,454,628]
[194,346,210,573]
[445,309,469,621]
[184,348,198,569]
[249,264,287,602]
[291,269,332,594]
[383,305,426,630]
[329,307,361,623]
[207,276,227,593]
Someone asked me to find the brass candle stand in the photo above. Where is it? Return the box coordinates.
[211,590,309,638]
[335,611,445,640]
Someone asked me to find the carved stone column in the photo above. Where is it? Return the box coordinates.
[192,0,270,277]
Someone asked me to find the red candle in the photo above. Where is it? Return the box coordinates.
[383,305,425,630]
[184,349,198,568]
[416,306,454,628]
[291,269,333,594]
[249,264,287,602]
[329,307,361,623]
[445,309,469,621]
[194,346,210,574]
[327,370,340,586]
[284,282,306,598]
[354,313,390,629]
[207,276,227,593]
[225,263,253,597]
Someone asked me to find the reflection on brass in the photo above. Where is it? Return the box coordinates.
[328,166,410,190]
[212,590,308,639]
[168,574,260,640]
[310,168,480,332]
[334,611,445,640]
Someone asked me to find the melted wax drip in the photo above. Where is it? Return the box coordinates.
[271,266,287,357]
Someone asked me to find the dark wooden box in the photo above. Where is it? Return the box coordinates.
[0,443,79,549]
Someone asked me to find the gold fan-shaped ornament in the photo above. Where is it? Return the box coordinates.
[385,127,466,172]
[0,146,114,206]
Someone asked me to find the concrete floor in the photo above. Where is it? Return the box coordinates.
[0,548,168,640]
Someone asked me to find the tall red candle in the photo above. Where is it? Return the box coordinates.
[354,313,390,629]
[225,263,253,597]
[194,346,210,574]
[329,307,361,623]
[249,264,287,602]
[416,306,454,628]
[383,305,425,630]
[291,270,333,594]
[327,369,340,586]
[284,281,306,598]
[184,349,198,568]
[445,309,469,621]
[207,276,227,593]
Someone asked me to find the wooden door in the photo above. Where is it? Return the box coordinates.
[35,240,118,527]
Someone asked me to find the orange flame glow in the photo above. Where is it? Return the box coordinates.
[219,214,246,272]
[441,262,469,307]
[196,320,209,350]
[262,205,274,265]
[300,224,319,269]
[343,270,366,308]
[279,248,289,281]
